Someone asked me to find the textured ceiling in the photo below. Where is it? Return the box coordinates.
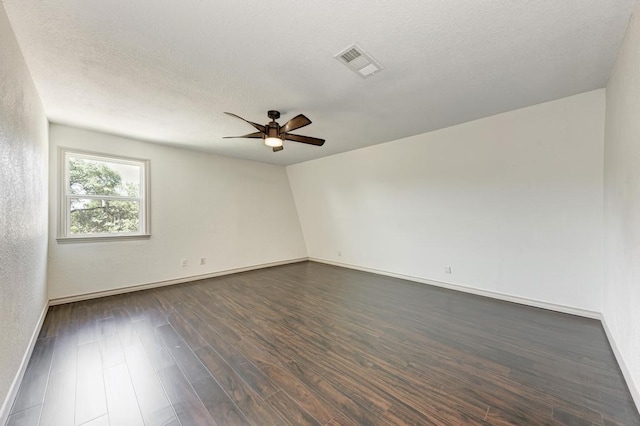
[3,0,637,165]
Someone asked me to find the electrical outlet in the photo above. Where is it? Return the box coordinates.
[200,257,206,265]
[445,266,452,274]
[181,259,187,267]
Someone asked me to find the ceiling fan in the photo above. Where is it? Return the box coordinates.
[224,110,325,152]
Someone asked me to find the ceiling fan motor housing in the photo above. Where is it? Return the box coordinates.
[267,121,281,138]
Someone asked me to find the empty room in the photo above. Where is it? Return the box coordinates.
[1,1,640,425]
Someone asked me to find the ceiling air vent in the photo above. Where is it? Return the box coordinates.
[335,44,383,79]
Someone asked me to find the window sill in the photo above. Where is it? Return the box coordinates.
[56,234,151,244]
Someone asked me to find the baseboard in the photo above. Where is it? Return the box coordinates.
[309,257,601,320]
[0,302,48,426]
[49,258,308,305]
[601,315,640,412]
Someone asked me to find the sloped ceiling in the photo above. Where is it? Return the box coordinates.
[3,0,637,165]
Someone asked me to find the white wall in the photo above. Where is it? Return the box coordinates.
[603,4,640,407]
[288,90,605,313]
[0,3,49,421]
[48,124,307,300]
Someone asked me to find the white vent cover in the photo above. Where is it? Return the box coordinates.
[335,44,383,79]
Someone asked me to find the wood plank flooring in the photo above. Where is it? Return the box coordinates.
[7,261,640,425]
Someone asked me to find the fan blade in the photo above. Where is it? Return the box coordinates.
[279,114,312,134]
[283,133,325,146]
[224,112,266,133]
[223,131,264,139]
[273,146,284,152]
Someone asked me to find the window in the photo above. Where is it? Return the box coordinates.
[58,149,150,241]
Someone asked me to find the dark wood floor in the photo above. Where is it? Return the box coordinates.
[6,261,640,425]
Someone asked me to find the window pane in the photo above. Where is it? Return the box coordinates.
[69,198,140,235]
[68,156,141,197]
[61,149,149,240]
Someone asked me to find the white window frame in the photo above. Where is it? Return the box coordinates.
[57,148,151,243]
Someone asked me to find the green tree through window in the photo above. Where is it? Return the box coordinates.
[69,159,140,233]
[60,150,149,239]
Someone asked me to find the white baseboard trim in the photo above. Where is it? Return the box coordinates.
[601,315,640,412]
[0,302,48,426]
[309,257,601,320]
[49,258,308,305]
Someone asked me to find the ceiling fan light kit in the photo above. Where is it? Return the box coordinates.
[224,110,324,153]
[264,136,283,147]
